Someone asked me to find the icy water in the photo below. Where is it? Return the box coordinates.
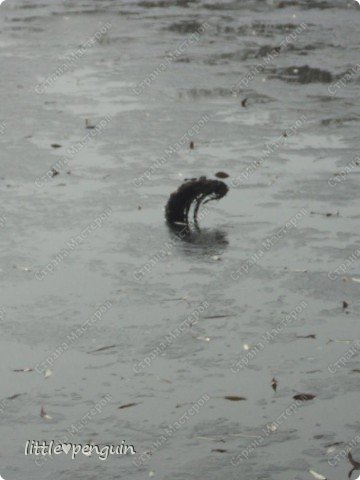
[0,0,360,478]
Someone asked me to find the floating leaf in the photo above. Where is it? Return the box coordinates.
[267,422,277,433]
[309,469,327,480]
[310,211,339,217]
[326,443,344,455]
[85,119,96,129]
[325,442,343,447]
[215,171,229,179]
[14,265,32,272]
[89,344,117,353]
[83,446,92,457]
[224,396,247,401]
[296,334,316,339]
[118,402,138,410]
[327,339,351,344]
[194,336,211,342]
[271,378,278,392]
[293,394,316,401]
[7,393,22,400]
[212,448,227,453]
[40,406,52,420]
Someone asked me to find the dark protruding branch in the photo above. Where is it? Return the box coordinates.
[165,176,229,227]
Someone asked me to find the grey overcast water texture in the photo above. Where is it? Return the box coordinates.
[0,0,360,478]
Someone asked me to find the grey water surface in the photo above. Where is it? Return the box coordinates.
[0,0,359,479]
